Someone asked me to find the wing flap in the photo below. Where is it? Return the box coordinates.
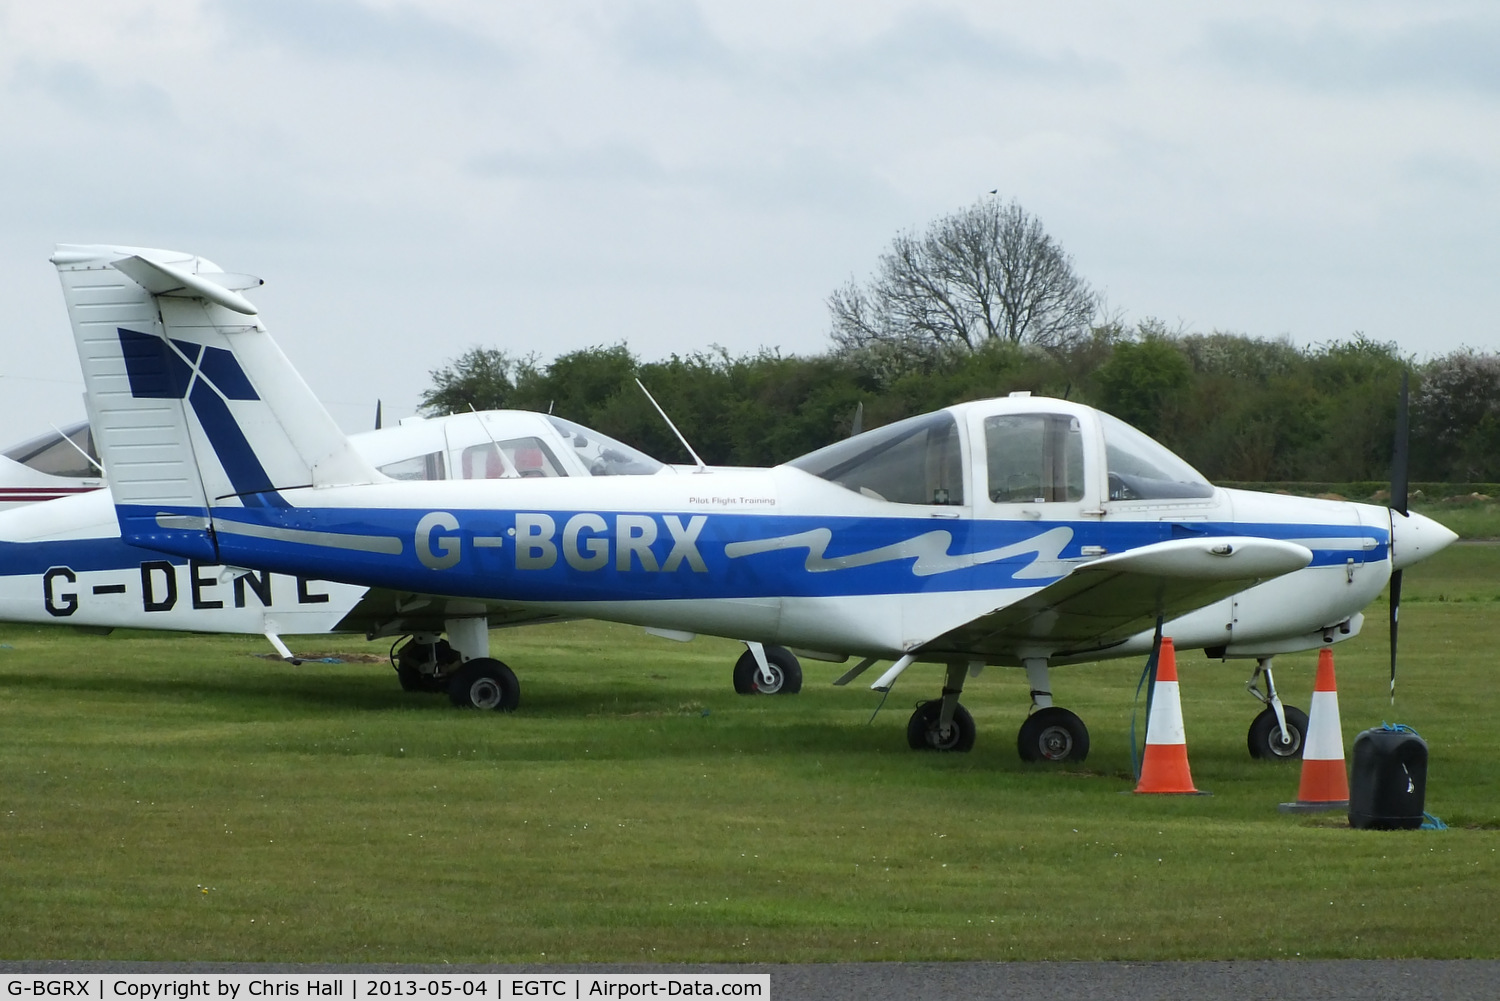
[915,536,1313,661]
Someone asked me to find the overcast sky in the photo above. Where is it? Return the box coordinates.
[3,1,1498,446]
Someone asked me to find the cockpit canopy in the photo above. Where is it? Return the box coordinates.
[357,411,666,483]
[787,397,1214,506]
[545,416,665,476]
[2,421,100,478]
[787,411,965,505]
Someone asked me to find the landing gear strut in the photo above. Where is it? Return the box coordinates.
[1245,657,1306,760]
[732,642,803,695]
[906,662,976,751]
[1015,658,1089,763]
[388,614,523,711]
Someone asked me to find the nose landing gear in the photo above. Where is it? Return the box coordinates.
[1245,657,1306,760]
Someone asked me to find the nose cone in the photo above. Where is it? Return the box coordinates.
[1391,510,1459,570]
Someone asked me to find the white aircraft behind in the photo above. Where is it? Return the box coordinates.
[0,406,754,697]
[0,420,105,510]
[54,244,1457,762]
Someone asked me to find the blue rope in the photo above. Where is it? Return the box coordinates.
[1129,624,1164,781]
[1377,723,1447,830]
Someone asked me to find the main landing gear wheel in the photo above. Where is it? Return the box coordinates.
[732,646,803,695]
[1247,706,1308,760]
[906,700,976,752]
[1017,707,1090,763]
[394,638,457,693]
[447,658,521,711]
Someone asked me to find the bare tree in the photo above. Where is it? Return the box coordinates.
[830,197,1096,354]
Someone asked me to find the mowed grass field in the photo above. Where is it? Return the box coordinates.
[2,545,1498,963]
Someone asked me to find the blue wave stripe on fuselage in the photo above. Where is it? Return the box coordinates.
[133,505,1390,604]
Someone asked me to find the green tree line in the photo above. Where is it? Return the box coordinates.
[418,329,1500,483]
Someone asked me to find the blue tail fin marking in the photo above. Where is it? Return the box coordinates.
[118,327,289,507]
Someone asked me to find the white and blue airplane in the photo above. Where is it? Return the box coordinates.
[0,405,696,691]
[52,244,1457,762]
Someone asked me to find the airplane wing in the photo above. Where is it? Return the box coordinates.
[915,536,1313,661]
[329,588,568,638]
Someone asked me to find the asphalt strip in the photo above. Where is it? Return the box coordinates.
[4,961,1500,1001]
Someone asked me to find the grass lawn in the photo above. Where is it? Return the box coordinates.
[1,545,1497,962]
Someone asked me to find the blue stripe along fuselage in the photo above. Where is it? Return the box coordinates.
[0,536,194,576]
[116,503,1390,605]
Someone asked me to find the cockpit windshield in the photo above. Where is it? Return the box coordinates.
[2,421,100,478]
[1099,411,1215,500]
[788,411,964,505]
[546,416,665,476]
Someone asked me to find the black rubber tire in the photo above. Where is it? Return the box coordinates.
[447,658,521,711]
[395,638,457,692]
[1017,706,1090,763]
[731,645,803,695]
[905,700,976,752]
[1247,705,1309,760]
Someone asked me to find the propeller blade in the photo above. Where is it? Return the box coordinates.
[850,401,864,438]
[1388,567,1402,706]
[1387,369,1410,705]
[374,399,383,431]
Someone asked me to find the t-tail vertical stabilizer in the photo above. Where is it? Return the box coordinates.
[52,244,381,562]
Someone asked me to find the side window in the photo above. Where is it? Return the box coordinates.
[459,438,564,480]
[985,414,1084,503]
[378,451,446,481]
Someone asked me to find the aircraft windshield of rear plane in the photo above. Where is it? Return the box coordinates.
[2,412,664,488]
[364,413,666,482]
[2,421,100,478]
[787,402,1217,505]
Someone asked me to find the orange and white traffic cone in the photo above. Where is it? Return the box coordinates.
[1279,648,1349,812]
[1135,637,1205,795]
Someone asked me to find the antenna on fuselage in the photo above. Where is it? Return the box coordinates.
[634,378,706,472]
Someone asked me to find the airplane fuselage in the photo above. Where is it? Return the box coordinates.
[130,466,1400,665]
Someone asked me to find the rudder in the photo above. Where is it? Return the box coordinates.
[54,244,380,561]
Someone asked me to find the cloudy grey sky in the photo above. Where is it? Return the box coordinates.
[2,1,1498,445]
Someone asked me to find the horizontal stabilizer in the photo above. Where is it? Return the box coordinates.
[916,536,1312,661]
[110,255,261,314]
